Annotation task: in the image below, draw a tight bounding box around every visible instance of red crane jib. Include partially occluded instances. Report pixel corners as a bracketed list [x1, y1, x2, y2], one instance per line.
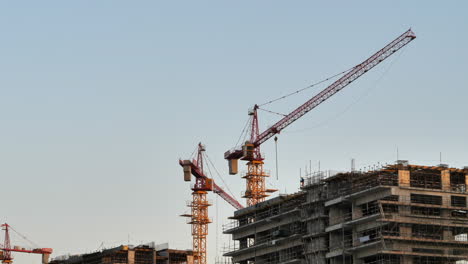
[1, 248, 53, 254]
[225, 29, 416, 160]
[179, 160, 244, 210]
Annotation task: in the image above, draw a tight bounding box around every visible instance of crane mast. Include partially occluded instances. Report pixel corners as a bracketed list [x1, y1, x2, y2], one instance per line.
[180, 143, 243, 264]
[180, 143, 211, 264]
[1, 224, 12, 263]
[0, 223, 53, 264]
[225, 29, 416, 206]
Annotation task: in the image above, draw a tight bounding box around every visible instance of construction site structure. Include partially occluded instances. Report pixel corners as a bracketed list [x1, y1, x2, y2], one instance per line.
[180, 143, 243, 264]
[50, 243, 193, 264]
[224, 29, 416, 207]
[181, 143, 212, 264]
[223, 162, 468, 264]
[0, 223, 53, 264]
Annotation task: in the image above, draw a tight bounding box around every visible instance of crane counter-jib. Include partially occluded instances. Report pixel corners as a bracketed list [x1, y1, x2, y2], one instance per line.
[179, 158, 243, 210]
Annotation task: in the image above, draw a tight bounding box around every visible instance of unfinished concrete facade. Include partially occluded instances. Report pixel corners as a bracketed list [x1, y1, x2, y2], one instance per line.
[50, 244, 193, 264]
[224, 162, 468, 264]
[223, 193, 306, 264]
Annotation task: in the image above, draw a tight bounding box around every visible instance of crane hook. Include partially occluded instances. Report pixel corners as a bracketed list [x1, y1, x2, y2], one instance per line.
[274, 136, 278, 180]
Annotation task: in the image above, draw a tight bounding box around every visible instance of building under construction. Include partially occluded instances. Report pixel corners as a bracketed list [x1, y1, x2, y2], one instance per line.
[223, 161, 468, 264]
[49, 243, 193, 264]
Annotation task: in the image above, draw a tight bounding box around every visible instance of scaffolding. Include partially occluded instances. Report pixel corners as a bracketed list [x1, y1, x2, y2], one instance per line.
[224, 162, 468, 264]
[183, 192, 212, 264]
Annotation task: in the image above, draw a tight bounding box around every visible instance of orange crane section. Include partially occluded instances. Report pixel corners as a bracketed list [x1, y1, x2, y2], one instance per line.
[0, 223, 53, 264]
[225, 29, 416, 206]
[180, 143, 243, 264]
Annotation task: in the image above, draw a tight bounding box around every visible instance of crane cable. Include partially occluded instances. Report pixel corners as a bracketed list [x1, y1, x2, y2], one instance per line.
[240, 67, 354, 144]
[189, 144, 199, 161]
[274, 136, 279, 180]
[204, 153, 240, 203]
[258, 67, 354, 107]
[258, 108, 287, 117]
[284, 44, 408, 134]
[9, 226, 40, 249]
[234, 116, 252, 148]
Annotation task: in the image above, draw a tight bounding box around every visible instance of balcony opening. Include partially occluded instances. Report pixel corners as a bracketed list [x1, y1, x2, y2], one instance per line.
[410, 170, 441, 189]
[451, 196, 467, 207]
[360, 200, 379, 216]
[412, 224, 443, 240]
[410, 194, 442, 205]
[450, 173, 466, 192]
[411, 206, 441, 216]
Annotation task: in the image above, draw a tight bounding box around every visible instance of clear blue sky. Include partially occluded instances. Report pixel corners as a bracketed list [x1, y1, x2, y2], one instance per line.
[1, 1, 467, 263]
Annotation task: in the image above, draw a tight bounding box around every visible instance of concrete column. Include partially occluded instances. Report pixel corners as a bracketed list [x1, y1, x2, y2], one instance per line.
[402, 255, 413, 264]
[399, 225, 411, 238]
[352, 227, 358, 247]
[441, 208, 451, 217]
[352, 203, 363, 220]
[42, 254, 50, 264]
[353, 255, 364, 264]
[128, 249, 135, 264]
[398, 170, 410, 187]
[399, 204, 411, 216]
[442, 194, 451, 207]
[329, 207, 341, 225]
[441, 169, 451, 191]
[443, 228, 454, 241]
[187, 255, 194, 264]
[279, 250, 286, 262]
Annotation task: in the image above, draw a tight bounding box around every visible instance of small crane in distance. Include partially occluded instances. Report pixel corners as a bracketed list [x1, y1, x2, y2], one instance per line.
[0, 223, 53, 264]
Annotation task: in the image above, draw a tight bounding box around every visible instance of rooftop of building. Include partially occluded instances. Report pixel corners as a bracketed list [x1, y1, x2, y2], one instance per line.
[50, 242, 193, 263]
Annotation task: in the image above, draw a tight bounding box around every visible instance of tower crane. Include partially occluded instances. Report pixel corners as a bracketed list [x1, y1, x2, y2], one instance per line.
[180, 143, 243, 264]
[0, 223, 53, 264]
[225, 29, 416, 206]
